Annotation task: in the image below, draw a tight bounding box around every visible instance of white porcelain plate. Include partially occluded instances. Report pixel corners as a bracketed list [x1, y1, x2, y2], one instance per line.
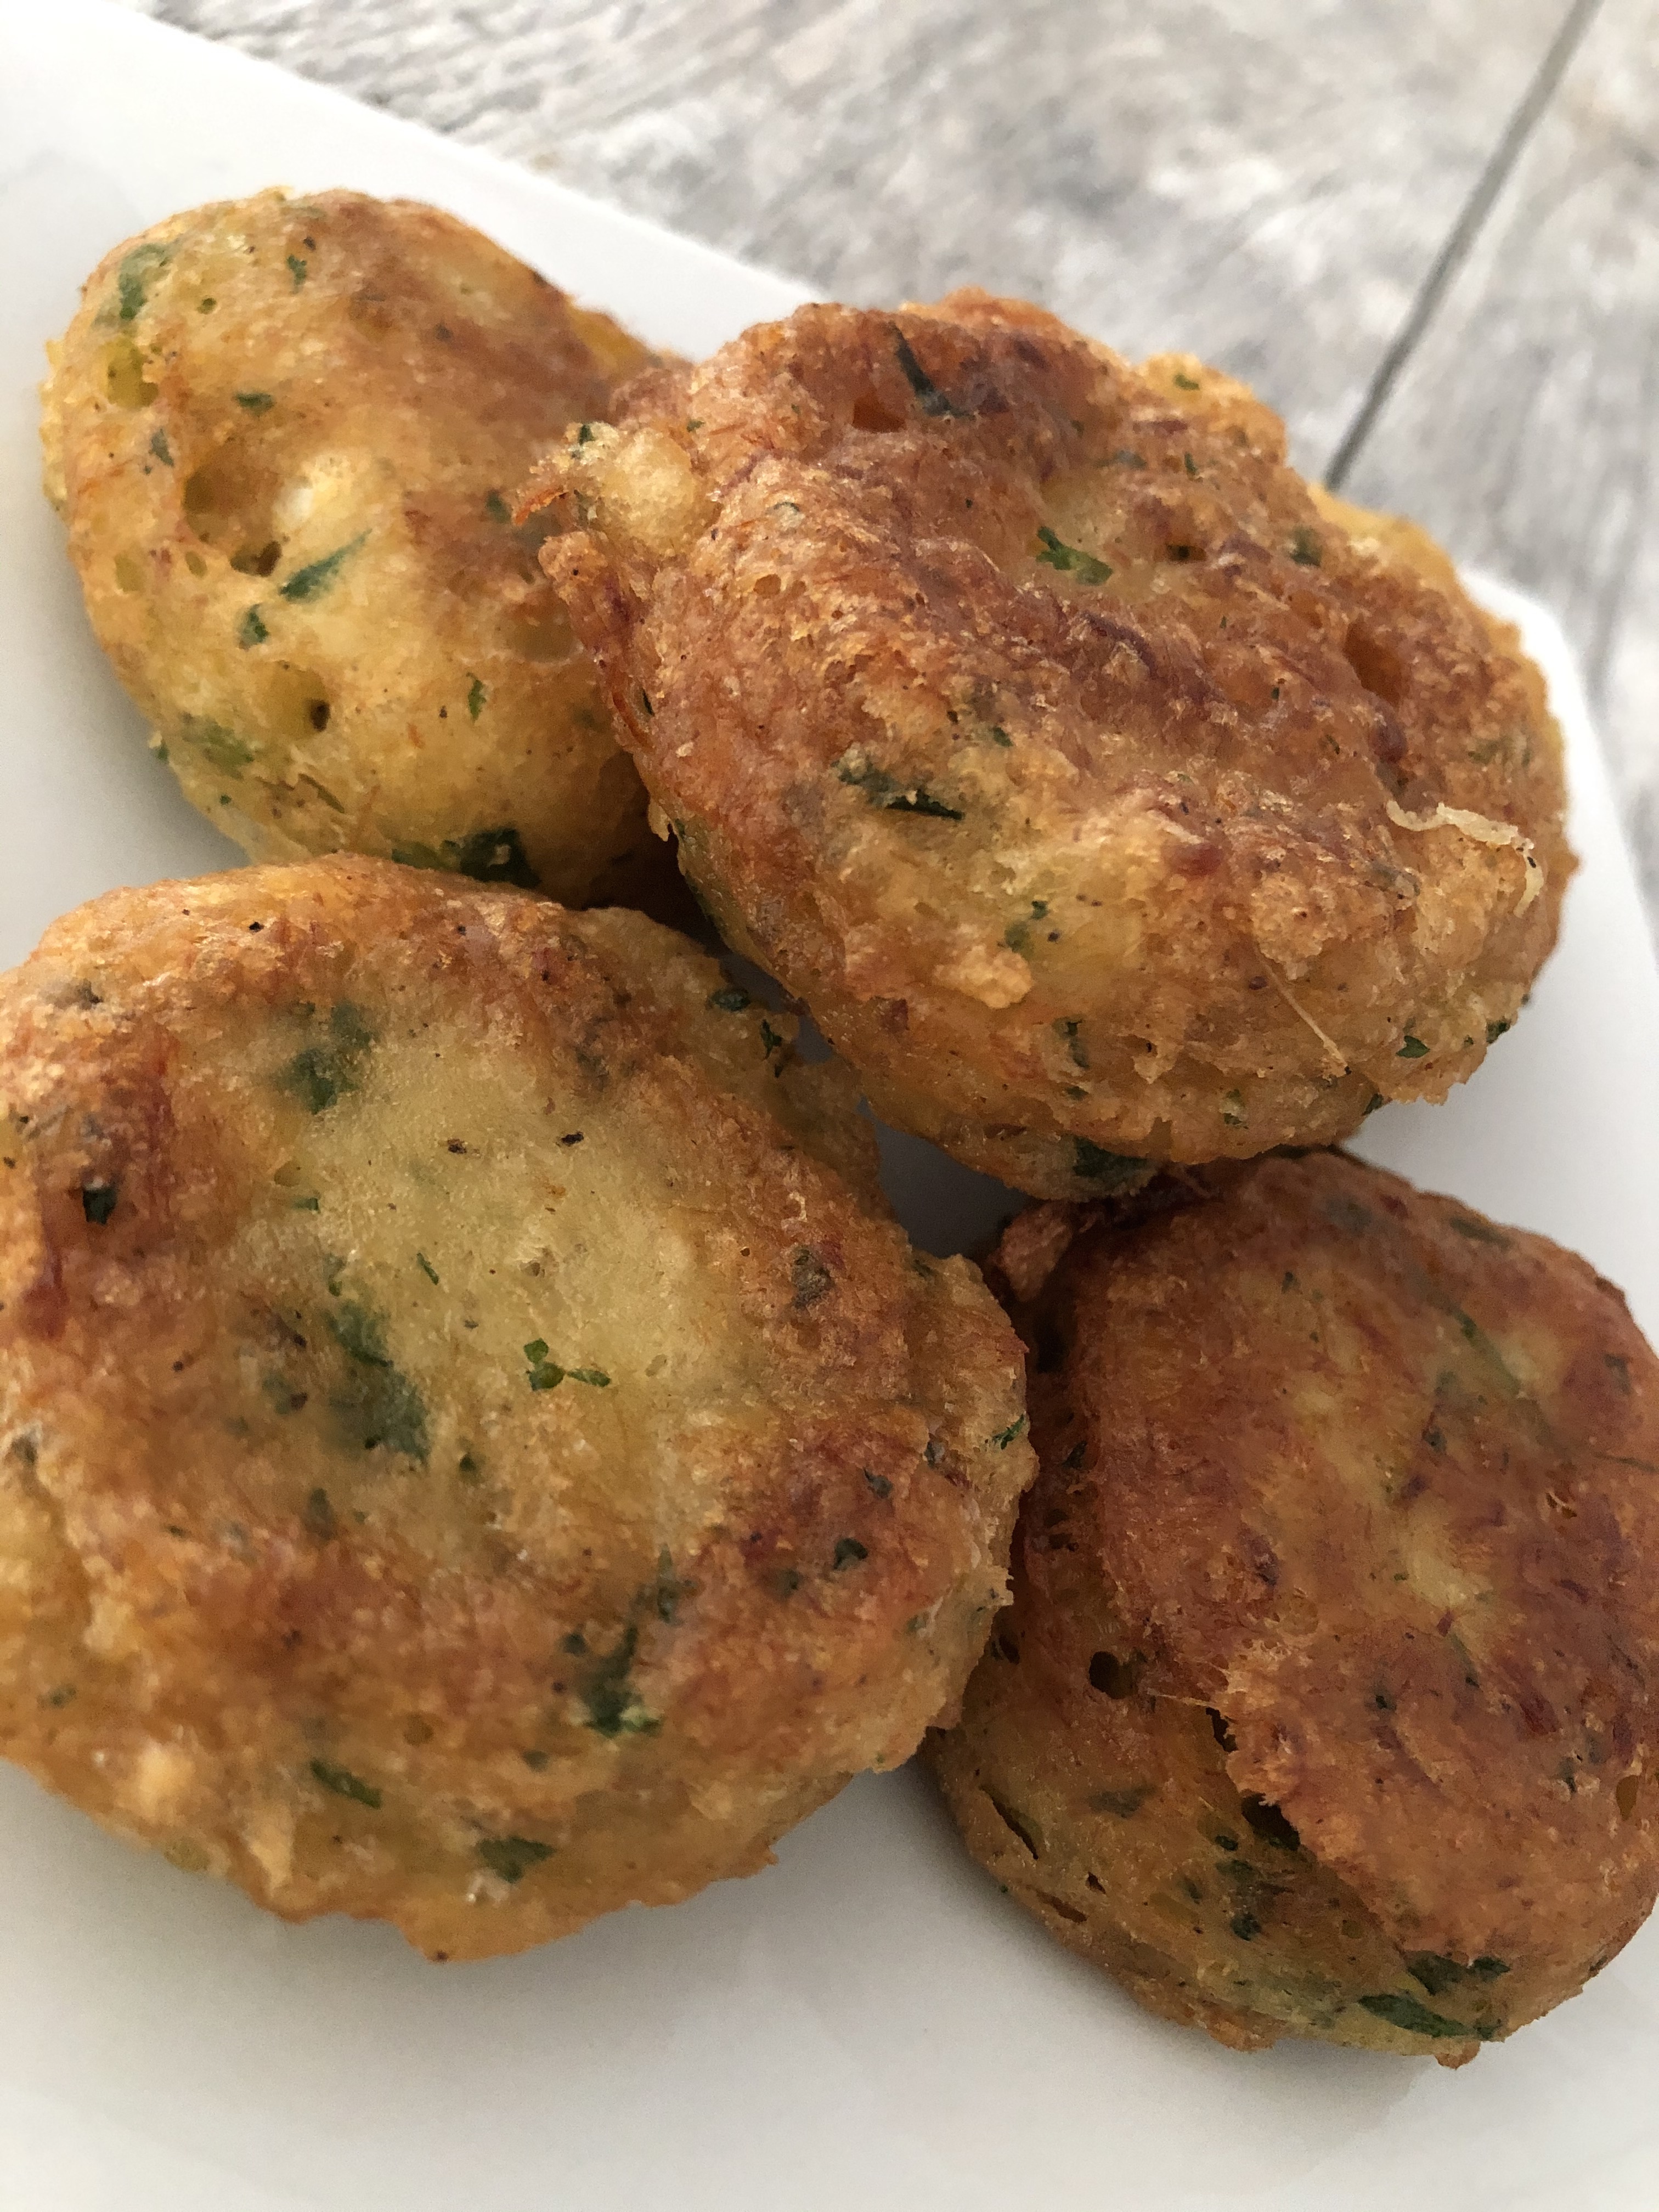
[2, 5, 1657, 2207]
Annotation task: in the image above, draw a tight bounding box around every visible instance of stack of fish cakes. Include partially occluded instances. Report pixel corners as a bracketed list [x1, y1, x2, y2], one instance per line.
[8, 191, 1656, 2053]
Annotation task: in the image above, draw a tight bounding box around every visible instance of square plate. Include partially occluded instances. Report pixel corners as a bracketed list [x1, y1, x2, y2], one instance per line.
[3, 5, 1657, 2206]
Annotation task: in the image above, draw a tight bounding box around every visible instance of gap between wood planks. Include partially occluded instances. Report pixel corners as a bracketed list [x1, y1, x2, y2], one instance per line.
[1324, 0, 1605, 490]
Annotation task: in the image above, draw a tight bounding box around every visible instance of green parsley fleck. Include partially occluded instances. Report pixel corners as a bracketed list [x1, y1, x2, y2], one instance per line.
[466, 675, 486, 721]
[1173, 372, 1200, 391]
[278, 1001, 374, 1114]
[864, 1469, 893, 1498]
[311, 1759, 381, 1809]
[326, 1300, 429, 1459]
[234, 391, 275, 413]
[237, 605, 268, 648]
[1486, 1017, 1513, 1044]
[484, 489, 511, 523]
[524, 1340, 564, 1392]
[1071, 1138, 1147, 1189]
[1054, 1016, 1089, 1070]
[991, 1414, 1028, 1449]
[707, 984, 752, 1013]
[653, 1548, 698, 1624]
[478, 1835, 552, 1883]
[81, 1182, 119, 1226]
[279, 532, 368, 602]
[576, 422, 594, 444]
[988, 724, 1012, 747]
[391, 826, 538, 889]
[891, 327, 965, 417]
[1357, 1991, 1472, 2040]
[199, 296, 216, 313]
[583, 1622, 657, 1737]
[1111, 448, 1146, 467]
[759, 1018, 786, 1059]
[835, 752, 963, 819]
[114, 242, 170, 323]
[286, 254, 308, 288]
[832, 1536, 869, 1569]
[1397, 1035, 1430, 1059]
[1289, 526, 1323, 567]
[291, 1193, 320, 1211]
[416, 1251, 440, 1285]
[1035, 525, 1113, 585]
[1183, 452, 1199, 476]
[149, 428, 173, 466]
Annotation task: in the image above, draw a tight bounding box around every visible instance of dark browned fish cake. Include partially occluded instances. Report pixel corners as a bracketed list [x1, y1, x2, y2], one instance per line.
[0, 856, 1032, 1959]
[523, 291, 1571, 1197]
[41, 189, 669, 906]
[928, 1151, 1659, 2061]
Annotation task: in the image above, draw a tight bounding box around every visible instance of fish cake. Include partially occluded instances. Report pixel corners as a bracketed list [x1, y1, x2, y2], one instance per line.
[0, 856, 1032, 1959]
[928, 1152, 1659, 2061]
[524, 292, 1571, 1195]
[41, 189, 666, 905]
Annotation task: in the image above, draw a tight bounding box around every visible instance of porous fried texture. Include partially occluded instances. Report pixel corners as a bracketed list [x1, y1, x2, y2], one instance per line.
[41, 189, 667, 906]
[524, 292, 1571, 1196]
[0, 857, 1031, 1959]
[929, 1152, 1659, 2061]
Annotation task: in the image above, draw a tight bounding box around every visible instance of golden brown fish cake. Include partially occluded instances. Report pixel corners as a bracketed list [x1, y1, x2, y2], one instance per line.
[524, 292, 1571, 1196]
[41, 189, 668, 906]
[929, 1152, 1659, 2061]
[0, 856, 1032, 1959]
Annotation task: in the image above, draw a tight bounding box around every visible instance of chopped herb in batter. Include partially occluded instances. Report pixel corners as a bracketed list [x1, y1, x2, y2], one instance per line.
[278, 1002, 374, 1115]
[237, 606, 268, 648]
[1397, 1035, 1429, 1059]
[891, 327, 966, 416]
[81, 1182, 118, 1225]
[1035, 526, 1113, 585]
[478, 1835, 552, 1882]
[833, 1536, 869, 1569]
[149, 428, 173, 466]
[391, 826, 539, 889]
[583, 1622, 657, 1737]
[235, 391, 275, 413]
[311, 1759, 381, 1808]
[991, 1415, 1028, 1449]
[286, 253, 308, 287]
[707, 984, 752, 1013]
[114, 242, 170, 323]
[1289, 526, 1323, 567]
[835, 751, 963, 820]
[416, 1251, 439, 1285]
[1358, 1991, 1472, 2039]
[280, 532, 368, 602]
[1071, 1139, 1146, 1189]
[466, 675, 486, 720]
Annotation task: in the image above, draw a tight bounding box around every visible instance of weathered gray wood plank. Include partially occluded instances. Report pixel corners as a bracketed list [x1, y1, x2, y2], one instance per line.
[1338, 0, 1659, 915]
[150, 0, 1571, 469]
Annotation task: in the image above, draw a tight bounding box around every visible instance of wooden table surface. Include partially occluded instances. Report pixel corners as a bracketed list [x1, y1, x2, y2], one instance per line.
[142, 0, 1658, 929]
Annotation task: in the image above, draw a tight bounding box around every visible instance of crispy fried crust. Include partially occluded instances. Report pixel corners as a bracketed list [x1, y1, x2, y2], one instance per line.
[41, 189, 669, 906]
[0, 856, 1032, 1958]
[929, 1153, 1659, 2060]
[524, 292, 1572, 1194]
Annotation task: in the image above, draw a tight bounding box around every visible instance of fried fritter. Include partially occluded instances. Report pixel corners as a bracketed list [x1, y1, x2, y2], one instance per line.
[929, 1152, 1659, 2061]
[41, 189, 666, 906]
[524, 292, 1571, 1196]
[0, 856, 1032, 1960]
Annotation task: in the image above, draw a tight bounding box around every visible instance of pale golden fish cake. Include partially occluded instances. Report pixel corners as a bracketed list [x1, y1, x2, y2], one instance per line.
[523, 292, 1571, 1196]
[929, 1152, 1659, 2061]
[41, 189, 669, 906]
[0, 856, 1033, 1959]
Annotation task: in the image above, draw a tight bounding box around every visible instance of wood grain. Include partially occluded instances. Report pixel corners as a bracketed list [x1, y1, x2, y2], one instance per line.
[146, 0, 1655, 918]
[152, 0, 1568, 466]
[1339, 0, 1659, 912]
